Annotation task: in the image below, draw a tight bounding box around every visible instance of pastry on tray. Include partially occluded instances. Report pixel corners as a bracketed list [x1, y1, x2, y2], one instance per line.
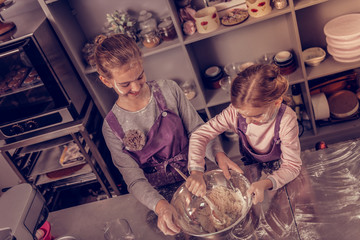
[59, 142, 86, 167]
[23, 75, 36, 84]
[28, 69, 38, 78]
[0, 79, 9, 93]
[221, 9, 249, 26]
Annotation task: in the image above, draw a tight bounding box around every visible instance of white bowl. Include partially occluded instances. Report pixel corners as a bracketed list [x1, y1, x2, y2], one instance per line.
[326, 36, 360, 50]
[333, 55, 360, 63]
[274, 51, 292, 63]
[324, 13, 360, 41]
[303, 47, 326, 67]
[327, 45, 360, 59]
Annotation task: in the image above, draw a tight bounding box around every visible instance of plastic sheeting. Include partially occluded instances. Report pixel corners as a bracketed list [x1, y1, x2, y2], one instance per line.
[288, 140, 360, 240]
[175, 140, 360, 239]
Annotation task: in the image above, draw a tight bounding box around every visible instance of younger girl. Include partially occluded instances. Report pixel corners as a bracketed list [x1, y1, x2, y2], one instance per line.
[186, 64, 302, 205]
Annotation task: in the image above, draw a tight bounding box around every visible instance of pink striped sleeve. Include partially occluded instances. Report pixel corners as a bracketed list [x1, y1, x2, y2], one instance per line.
[188, 104, 238, 172]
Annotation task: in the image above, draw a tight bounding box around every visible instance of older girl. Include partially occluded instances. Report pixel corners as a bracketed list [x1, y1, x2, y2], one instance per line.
[93, 34, 231, 235]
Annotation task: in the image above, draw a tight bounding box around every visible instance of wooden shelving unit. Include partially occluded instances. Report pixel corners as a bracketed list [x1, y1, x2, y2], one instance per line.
[37, 0, 360, 156]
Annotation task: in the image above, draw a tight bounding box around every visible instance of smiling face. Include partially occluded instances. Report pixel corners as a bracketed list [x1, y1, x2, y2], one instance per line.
[99, 60, 147, 100]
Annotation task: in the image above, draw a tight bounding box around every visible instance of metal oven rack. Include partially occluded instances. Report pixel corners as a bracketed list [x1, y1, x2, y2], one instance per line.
[0, 101, 120, 208]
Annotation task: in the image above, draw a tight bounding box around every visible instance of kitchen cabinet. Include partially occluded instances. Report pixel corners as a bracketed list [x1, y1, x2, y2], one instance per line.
[37, 0, 360, 155]
[0, 101, 121, 210]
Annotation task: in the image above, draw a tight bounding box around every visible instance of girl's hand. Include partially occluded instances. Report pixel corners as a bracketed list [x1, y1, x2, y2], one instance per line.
[216, 152, 244, 179]
[155, 199, 180, 235]
[246, 179, 273, 205]
[185, 170, 206, 197]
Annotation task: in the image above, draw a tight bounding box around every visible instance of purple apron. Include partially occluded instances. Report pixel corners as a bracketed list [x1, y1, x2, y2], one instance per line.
[105, 81, 189, 187]
[237, 104, 286, 173]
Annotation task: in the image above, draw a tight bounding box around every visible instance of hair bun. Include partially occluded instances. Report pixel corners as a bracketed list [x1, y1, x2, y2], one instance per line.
[94, 34, 107, 45]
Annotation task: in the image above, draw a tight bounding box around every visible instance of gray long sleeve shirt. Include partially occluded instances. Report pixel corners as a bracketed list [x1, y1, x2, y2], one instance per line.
[102, 79, 223, 211]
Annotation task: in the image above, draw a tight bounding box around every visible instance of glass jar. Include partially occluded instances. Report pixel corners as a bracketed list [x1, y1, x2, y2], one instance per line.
[180, 81, 197, 100]
[140, 29, 160, 48]
[158, 18, 177, 41]
[138, 10, 157, 32]
[204, 66, 224, 89]
[273, 0, 288, 10]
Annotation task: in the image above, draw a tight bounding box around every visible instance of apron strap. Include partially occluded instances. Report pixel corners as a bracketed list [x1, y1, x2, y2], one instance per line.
[148, 80, 168, 112]
[105, 111, 125, 139]
[273, 103, 286, 142]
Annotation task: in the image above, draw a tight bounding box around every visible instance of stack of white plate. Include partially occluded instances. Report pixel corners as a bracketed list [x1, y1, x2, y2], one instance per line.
[324, 13, 360, 63]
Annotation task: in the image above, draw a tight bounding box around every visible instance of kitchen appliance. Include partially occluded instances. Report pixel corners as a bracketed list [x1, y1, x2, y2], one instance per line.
[0, 10, 89, 140]
[0, 183, 48, 240]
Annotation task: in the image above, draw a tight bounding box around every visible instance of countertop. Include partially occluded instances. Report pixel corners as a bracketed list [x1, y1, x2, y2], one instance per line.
[47, 193, 174, 240]
[47, 164, 298, 240]
[48, 139, 360, 239]
[47, 181, 298, 240]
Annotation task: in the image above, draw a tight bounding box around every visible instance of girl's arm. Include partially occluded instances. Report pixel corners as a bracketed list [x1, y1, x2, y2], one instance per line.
[102, 123, 164, 212]
[188, 104, 239, 172]
[185, 105, 242, 197]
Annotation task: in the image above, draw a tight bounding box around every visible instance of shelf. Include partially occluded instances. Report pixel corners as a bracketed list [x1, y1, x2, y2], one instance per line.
[37, 0, 360, 159]
[29, 143, 86, 178]
[294, 0, 328, 11]
[183, 7, 292, 45]
[306, 56, 360, 81]
[0, 80, 43, 98]
[83, 38, 182, 74]
[205, 88, 230, 108]
[35, 164, 93, 186]
[300, 118, 360, 149]
[141, 38, 182, 58]
[204, 67, 305, 108]
[316, 118, 360, 136]
[47, 172, 97, 189]
[286, 68, 306, 85]
[44, 0, 59, 4]
[18, 135, 73, 155]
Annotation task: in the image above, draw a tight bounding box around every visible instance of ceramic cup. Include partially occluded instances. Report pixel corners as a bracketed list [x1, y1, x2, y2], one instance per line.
[246, 0, 272, 18]
[194, 7, 220, 34]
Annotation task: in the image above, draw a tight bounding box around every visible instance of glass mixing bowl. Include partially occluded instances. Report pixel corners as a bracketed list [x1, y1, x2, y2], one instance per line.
[170, 169, 252, 239]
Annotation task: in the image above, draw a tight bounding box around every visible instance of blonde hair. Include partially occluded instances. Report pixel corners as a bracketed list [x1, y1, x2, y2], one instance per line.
[231, 64, 290, 108]
[94, 34, 142, 79]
